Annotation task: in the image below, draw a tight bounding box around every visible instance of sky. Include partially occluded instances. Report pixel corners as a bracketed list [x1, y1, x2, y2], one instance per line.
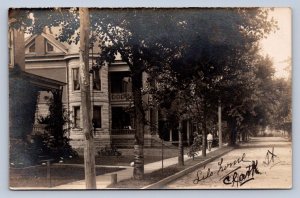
[260, 8, 292, 79]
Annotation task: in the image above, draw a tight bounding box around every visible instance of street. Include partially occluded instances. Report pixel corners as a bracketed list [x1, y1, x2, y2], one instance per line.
[166, 137, 292, 189]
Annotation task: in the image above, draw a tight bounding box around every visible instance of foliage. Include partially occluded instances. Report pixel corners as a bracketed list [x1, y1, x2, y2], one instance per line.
[10, 139, 37, 167]
[187, 132, 202, 158]
[37, 91, 78, 160]
[97, 145, 122, 156]
[270, 78, 292, 134]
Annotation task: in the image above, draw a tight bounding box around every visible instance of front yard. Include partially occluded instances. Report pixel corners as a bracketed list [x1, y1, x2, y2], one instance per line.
[10, 165, 124, 188]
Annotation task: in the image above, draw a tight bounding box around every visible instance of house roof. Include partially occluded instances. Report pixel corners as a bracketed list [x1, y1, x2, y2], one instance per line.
[9, 67, 66, 91]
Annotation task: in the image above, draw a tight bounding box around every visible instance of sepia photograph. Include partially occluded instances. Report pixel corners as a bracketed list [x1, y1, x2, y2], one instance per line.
[8, 7, 292, 190]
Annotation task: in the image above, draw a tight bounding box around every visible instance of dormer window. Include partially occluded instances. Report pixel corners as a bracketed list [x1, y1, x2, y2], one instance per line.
[29, 43, 35, 53]
[46, 42, 54, 52]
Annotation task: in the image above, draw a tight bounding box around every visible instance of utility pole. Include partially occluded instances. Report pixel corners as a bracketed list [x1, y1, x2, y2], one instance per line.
[79, 7, 96, 189]
[218, 100, 222, 148]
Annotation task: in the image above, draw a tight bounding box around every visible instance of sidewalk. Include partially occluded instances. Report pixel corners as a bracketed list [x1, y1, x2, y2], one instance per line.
[53, 145, 228, 189]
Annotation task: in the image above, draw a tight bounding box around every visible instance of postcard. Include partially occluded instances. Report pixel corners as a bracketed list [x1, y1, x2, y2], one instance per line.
[8, 7, 292, 190]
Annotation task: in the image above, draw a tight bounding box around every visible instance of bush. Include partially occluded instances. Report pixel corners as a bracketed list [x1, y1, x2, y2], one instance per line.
[98, 145, 122, 156]
[30, 133, 78, 162]
[187, 132, 202, 158]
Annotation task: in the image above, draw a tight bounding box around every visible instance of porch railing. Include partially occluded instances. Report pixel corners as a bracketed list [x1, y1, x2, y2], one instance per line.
[110, 92, 132, 101]
[111, 129, 136, 135]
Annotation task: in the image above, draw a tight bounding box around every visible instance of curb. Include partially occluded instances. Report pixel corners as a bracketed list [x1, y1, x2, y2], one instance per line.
[141, 146, 234, 189]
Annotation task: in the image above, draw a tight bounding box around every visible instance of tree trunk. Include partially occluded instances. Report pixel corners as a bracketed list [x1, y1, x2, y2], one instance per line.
[242, 131, 246, 142]
[79, 8, 96, 189]
[228, 120, 237, 146]
[218, 103, 222, 148]
[178, 121, 184, 166]
[202, 104, 207, 157]
[132, 71, 145, 180]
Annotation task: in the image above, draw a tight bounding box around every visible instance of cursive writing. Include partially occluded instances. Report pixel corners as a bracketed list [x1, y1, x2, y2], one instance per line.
[193, 153, 251, 184]
[193, 166, 214, 184]
[220, 160, 261, 187]
[263, 147, 282, 169]
[217, 153, 251, 175]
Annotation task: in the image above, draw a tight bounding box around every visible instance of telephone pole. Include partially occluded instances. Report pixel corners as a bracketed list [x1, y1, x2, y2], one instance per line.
[79, 7, 96, 189]
[218, 100, 222, 148]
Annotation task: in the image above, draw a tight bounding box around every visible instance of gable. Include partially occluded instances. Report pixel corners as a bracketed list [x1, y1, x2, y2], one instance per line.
[25, 33, 68, 55]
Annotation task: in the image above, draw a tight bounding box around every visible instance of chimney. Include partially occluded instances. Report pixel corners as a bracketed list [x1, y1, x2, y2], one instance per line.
[12, 29, 25, 71]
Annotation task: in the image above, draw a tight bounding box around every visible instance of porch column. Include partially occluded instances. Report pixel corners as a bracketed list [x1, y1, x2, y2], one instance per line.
[169, 129, 173, 142]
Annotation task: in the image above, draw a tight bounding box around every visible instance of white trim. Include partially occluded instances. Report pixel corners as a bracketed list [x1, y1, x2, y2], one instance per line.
[25, 54, 66, 61]
[26, 65, 66, 69]
[41, 33, 68, 53]
[24, 35, 37, 46]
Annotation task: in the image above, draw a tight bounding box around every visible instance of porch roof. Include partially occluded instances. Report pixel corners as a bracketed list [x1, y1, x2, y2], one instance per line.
[9, 67, 65, 91]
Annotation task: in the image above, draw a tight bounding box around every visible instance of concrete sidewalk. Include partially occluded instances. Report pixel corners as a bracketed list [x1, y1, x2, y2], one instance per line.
[53, 146, 222, 189]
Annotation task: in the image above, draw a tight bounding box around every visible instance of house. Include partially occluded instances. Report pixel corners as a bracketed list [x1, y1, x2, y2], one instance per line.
[23, 31, 158, 150]
[9, 28, 66, 163]
[22, 30, 194, 151]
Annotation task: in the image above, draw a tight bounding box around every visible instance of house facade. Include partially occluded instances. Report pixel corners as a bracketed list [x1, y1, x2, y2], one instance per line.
[24, 31, 167, 150]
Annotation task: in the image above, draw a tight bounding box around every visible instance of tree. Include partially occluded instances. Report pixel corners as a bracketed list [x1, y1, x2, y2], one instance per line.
[36, 90, 76, 159]
[91, 9, 193, 178]
[150, 8, 278, 150]
[147, 66, 190, 166]
[271, 78, 292, 136]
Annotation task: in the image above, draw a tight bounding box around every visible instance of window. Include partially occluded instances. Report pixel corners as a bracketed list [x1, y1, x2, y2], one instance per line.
[72, 68, 80, 90]
[92, 68, 101, 90]
[93, 106, 102, 128]
[46, 42, 54, 52]
[29, 43, 35, 53]
[74, 106, 81, 128]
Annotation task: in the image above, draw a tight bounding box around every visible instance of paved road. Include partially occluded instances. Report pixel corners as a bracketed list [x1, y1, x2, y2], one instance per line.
[166, 137, 292, 189]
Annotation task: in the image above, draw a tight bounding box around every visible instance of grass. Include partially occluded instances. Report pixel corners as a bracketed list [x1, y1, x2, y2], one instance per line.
[10, 165, 124, 188]
[9, 149, 179, 188]
[10, 146, 229, 189]
[62, 149, 180, 166]
[108, 147, 232, 189]
[62, 155, 167, 166]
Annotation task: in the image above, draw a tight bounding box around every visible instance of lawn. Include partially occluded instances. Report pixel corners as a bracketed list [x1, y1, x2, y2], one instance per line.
[10, 165, 124, 188]
[62, 155, 169, 166]
[62, 148, 181, 166]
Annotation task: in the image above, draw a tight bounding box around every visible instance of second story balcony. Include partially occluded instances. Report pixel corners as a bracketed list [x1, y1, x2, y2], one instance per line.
[110, 71, 132, 103]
